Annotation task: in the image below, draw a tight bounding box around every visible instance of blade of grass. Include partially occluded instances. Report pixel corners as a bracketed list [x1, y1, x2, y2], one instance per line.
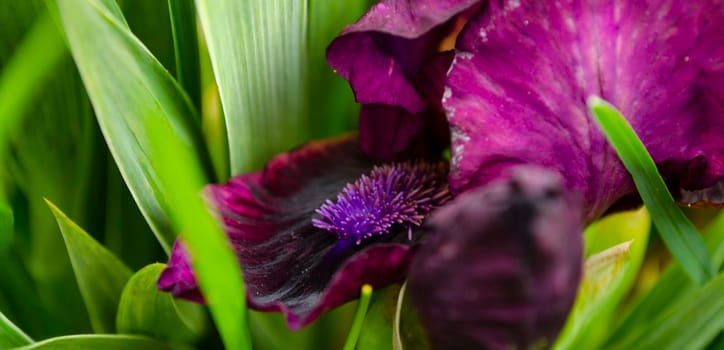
[0, 11, 66, 158]
[343, 285, 374, 350]
[0, 310, 33, 348]
[168, 0, 200, 109]
[45, 199, 133, 333]
[146, 117, 250, 350]
[606, 212, 724, 344]
[306, 0, 368, 138]
[606, 272, 724, 350]
[587, 96, 715, 284]
[54, 0, 213, 252]
[195, 0, 309, 173]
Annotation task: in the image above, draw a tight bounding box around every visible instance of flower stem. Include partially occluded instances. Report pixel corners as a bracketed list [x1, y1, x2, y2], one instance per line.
[343, 284, 373, 350]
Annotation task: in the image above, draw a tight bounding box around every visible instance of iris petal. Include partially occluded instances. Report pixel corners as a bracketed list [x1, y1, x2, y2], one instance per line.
[159, 135, 448, 329]
[327, 0, 479, 159]
[445, 0, 723, 219]
[408, 166, 583, 349]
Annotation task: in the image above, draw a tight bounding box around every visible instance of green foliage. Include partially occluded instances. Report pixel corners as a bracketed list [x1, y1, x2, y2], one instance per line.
[358, 285, 401, 350]
[588, 97, 715, 284]
[195, 0, 368, 173]
[115, 263, 205, 343]
[0, 310, 33, 348]
[15, 334, 188, 350]
[167, 0, 201, 109]
[53, 0, 212, 252]
[607, 212, 724, 344]
[0, 11, 65, 159]
[195, 0, 309, 173]
[606, 273, 724, 350]
[146, 118, 250, 350]
[555, 208, 651, 349]
[46, 200, 132, 334]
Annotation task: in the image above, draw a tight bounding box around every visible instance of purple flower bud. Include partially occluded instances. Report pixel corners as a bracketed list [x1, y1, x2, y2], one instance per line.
[408, 166, 583, 349]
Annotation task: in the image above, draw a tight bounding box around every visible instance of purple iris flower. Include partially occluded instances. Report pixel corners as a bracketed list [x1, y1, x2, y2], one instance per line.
[159, 0, 722, 344]
[158, 136, 451, 329]
[327, 0, 722, 347]
[328, 0, 723, 218]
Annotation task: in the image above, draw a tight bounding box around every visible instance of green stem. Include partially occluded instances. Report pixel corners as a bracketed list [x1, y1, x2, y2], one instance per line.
[343, 285, 373, 350]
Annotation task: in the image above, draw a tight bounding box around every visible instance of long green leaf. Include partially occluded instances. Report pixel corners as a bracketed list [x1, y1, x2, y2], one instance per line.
[0, 310, 33, 348]
[587, 96, 714, 284]
[15, 334, 186, 350]
[607, 212, 724, 343]
[0, 11, 66, 158]
[306, 0, 368, 138]
[147, 118, 250, 350]
[555, 208, 651, 349]
[54, 0, 212, 252]
[167, 0, 200, 109]
[46, 200, 132, 333]
[607, 272, 724, 350]
[0, 199, 12, 254]
[195, 0, 309, 173]
[116, 263, 205, 342]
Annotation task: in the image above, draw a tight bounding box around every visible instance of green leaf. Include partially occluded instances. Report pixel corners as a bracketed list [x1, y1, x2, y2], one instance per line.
[54, 0, 212, 252]
[195, 0, 309, 173]
[168, 0, 200, 109]
[343, 285, 374, 350]
[146, 119, 250, 350]
[0, 11, 66, 158]
[555, 207, 651, 350]
[45, 199, 132, 333]
[0, 199, 12, 254]
[358, 285, 401, 350]
[606, 272, 724, 350]
[0, 309, 33, 348]
[587, 96, 715, 284]
[306, 0, 368, 138]
[15, 334, 187, 350]
[116, 263, 205, 342]
[607, 212, 724, 343]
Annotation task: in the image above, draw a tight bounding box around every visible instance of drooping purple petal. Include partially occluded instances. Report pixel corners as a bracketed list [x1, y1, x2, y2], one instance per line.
[159, 135, 451, 329]
[445, 0, 724, 220]
[158, 241, 202, 303]
[327, 0, 479, 160]
[408, 166, 583, 349]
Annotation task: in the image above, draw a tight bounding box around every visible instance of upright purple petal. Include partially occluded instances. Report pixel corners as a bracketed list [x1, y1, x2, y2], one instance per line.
[408, 166, 583, 349]
[159, 135, 451, 329]
[328, 0, 480, 160]
[445, 0, 724, 220]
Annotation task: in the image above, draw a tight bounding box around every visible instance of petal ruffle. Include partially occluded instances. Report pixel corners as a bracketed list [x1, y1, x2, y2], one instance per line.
[408, 166, 583, 349]
[159, 135, 433, 329]
[445, 1, 724, 220]
[327, 0, 479, 160]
